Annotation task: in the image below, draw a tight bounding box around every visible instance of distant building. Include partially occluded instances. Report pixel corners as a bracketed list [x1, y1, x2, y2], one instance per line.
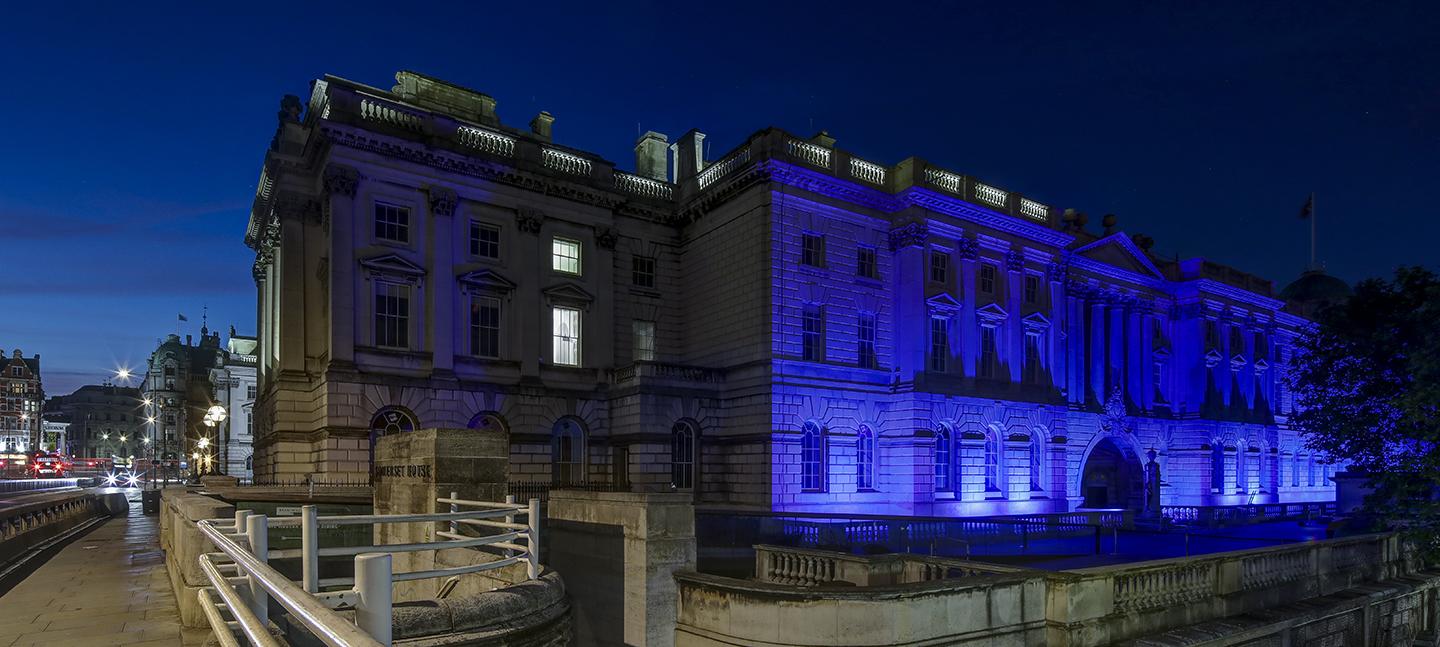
[41, 417, 70, 454]
[246, 71, 1341, 513]
[139, 326, 256, 477]
[0, 349, 43, 453]
[47, 384, 143, 459]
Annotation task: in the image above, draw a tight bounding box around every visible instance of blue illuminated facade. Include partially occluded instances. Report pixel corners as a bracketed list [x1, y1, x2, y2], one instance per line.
[248, 72, 1338, 515]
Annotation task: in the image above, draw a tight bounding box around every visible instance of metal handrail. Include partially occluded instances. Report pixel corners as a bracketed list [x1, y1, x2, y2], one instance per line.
[195, 496, 541, 647]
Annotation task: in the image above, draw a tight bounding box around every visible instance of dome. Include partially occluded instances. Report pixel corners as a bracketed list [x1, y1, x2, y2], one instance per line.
[1280, 270, 1352, 303]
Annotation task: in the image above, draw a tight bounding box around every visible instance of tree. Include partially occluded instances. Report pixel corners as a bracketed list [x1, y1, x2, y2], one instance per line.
[1290, 266, 1440, 554]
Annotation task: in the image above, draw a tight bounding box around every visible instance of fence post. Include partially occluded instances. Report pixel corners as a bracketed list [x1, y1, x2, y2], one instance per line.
[245, 514, 269, 626]
[526, 498, 541, 580]
[503, 494, 516, 558]
[301, 504, 319, 593]
[354, 553, 393, 646]
[449, 490, 459, 537]
[233, 509, 250, 535]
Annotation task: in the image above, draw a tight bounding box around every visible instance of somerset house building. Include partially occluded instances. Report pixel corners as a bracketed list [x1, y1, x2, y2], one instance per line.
[246, 71, 1339, 515]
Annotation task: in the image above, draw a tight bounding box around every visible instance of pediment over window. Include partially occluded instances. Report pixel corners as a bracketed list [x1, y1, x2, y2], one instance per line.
[1073, 234, 1164, 280]
[976, 302, 1008, 327]
[1153, 346, 1172, 361]
[1204, 349, 1224, 368]
[359, 254, 427, 279]
[457, 268, 517, 293]
[543, 282, 594, 307]
[1254, 358, 1269, 372]
[1021, 312, 1050, 332]
[1230, 355, 1248, 371]
[926, 292, 964, 315]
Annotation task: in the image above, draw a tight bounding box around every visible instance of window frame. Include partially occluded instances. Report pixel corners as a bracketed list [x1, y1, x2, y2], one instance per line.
[469, 220, 501, 259]
[551, 306, 582, 366]
[801, 233, 825, 268]
[857, 313, 878, 369]
[469, 295, 502, 359]
[551, 237, 582, 275]
[979, 263, 997, 293]
[631, 255, 656, 289]
[633, 319, 656, 362]
[934, 424, 952, 491]
[801, 305, 825, 362]
[929, 316, 949, 373]
[856, 246, 878, 280]
[374, 281, 411, 349]
[856, 426, 876, 491]
[800, 421, 826, 492]
[929, 250, 949, 283]
[374, 202, 411, 244]
[1023, 274, 1039, 304]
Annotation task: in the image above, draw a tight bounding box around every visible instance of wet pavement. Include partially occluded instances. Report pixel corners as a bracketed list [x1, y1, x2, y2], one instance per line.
[0, 489, 212, 646]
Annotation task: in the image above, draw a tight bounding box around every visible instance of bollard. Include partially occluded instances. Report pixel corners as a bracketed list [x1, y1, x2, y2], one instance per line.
[245, 514, 269, 626]
[301, 505, 319, 593]
[526, 498, 541, 580]
[354, 553, 393, 646]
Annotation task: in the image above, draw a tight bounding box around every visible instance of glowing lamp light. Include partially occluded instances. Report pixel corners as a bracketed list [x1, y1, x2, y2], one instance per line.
[206, 405, 227, 423]
[197, 437, 210, 449]
[115, 368, 132, 381]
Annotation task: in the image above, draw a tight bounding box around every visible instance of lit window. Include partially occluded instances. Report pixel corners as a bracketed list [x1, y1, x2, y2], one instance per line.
[552, 419, 585, 485]
[633, 320, 656, 361]
[929, 317, 949, 372]
[801, 234, 825, 267]
[246, 385, 257, 399]
[1291, 454, 1300, 487]
[1307, 457, 1316, 486]
[632, 255, 656, 288]
[858, 313, 878, 369]
[1023, 333, 1042, 383]
[1236, 447, 1248, 492]
[470, 296, 501, 358]
[980, 263, 997, 293]
[801, 421, 825, 491]
[1029, 434, 1044, 491]
[470, 222, 500, 259]
[856, 426, 875, 490]
[374, 203, 410, 243]
[552, 307, 581, 366]
[929, 251, 948, 283]
[552, 238, 581, 274]
[374, 282, 410, 348]
[979, 326, 997, 379]
[802, 305, 824, 362]
[856, 246, 878, 279]
[984, 431, 1000, 492]
[934, 424, 951, 491]
[671, 421, 696, 489]
[1024, 275, 1039, 304]
[1212, 444, 1226, 491]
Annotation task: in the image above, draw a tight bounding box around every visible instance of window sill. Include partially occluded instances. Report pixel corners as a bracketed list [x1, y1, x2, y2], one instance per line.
[629, 287, 661, 298]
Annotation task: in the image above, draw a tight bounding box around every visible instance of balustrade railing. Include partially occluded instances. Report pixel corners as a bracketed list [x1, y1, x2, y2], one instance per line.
[1019, 197, 1048, 222]
[849, 157, 886, 185]
[456, 125, 516, 157]
[542, 148, 592, 176]
[786, 139, 832, 168]
[974, 182, 1008, 207]
[608, 361, 725, 384]
[1161, 502, 1336, 526]
[924, 167, 964, 194]
[614, 172, 674, 200]
[359, 98, 424, 132]
[1113, 561, 1216, 612]
[697, 149, 752, 189]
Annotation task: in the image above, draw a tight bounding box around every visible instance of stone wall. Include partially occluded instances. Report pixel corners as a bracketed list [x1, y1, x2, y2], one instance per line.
[158, 488, 235, 628]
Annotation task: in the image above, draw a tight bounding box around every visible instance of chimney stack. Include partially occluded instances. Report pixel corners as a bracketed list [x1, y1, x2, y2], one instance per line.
[673, 129, 706, 181]
[529, 111, 554, 141]
[635, 131, 669, 181]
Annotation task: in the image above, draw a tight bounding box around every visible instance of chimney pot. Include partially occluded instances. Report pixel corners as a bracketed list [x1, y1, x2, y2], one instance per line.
[634, 131, 669, 181]
[530, 111, 555, 141]
[673, 129, 706, 181]
[810, 131, 836, 148]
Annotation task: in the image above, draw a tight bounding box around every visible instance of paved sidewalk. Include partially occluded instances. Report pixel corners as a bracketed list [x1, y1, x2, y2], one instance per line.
[0, 490, 213, 646]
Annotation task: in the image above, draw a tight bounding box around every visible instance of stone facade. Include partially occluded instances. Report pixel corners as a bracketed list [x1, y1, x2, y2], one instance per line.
[140, 328, 256, 477]
[46, 384, 142, 459]
[0, 349, 43, 453]
[245, 70, 1337, 513]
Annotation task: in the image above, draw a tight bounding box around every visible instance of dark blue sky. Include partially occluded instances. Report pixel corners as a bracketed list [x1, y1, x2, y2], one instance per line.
[3, 1, 1436, 395]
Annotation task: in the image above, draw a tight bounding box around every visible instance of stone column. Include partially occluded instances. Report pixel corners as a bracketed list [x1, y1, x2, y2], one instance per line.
[428, 187, 458, 375]
[323, 165, 359, 367]
[1005, 249, 1025, 382]
[1108, 299, 1125, 399]
[548, 491, 695, 647]
[888, 222, 929, 376]
[958, 237, 979, 377]
[1089, 300, 1107, 405]
[1125, 302, 1143, 405]
[517, 208, 544, 377]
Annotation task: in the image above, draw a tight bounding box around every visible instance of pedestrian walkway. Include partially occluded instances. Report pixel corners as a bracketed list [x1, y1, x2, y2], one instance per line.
[0, 490, 212, 646]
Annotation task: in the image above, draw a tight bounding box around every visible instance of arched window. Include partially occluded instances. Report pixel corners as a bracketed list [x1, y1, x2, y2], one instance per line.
[1029, 432, 1045, 491]
[552, 418, 586, 486]
[1290, 454, 1299, 487]
[244, 455, 253, 472]
[671, 420, 697, 489]
[371, 407, 417, 437]
[984, 428, 1001, 492]
[856, 426, 876, 491]
[1306, 456, 1316, 486]
[467, 411, 507, 434]
[934, 424, 952, 491]
[1235, 444, 1247, 493]
[1211, 443, 1225, 491]
[801, 421, 825, 492]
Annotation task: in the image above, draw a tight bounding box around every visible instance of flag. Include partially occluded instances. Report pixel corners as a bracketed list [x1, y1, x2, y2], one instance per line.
[178, 313, 188, 322]
[1298, 194, 1314, 219]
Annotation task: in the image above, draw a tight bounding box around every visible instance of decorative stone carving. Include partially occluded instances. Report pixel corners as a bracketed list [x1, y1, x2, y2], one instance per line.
[323, 164, 359, 197]
[516, 208, 544, 235]
[1047, 261, 1068, 283]
[887, 222, 929, 251]
[595, 227, 619, 250]
[1005, 249, 1025, 272]
[428, 186, 458, 217]
[279, 94, 303, 123]
[955, 236, 979, 260]
[1101, 387, 1130, 433]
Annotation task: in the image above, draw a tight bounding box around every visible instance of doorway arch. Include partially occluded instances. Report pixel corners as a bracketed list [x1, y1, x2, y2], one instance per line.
[1078, 435, 1144, 509]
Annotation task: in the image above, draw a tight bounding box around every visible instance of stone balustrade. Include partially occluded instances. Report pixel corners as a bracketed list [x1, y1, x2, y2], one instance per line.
[754, 544, 1022, 588]
[608, 361, 726, 386]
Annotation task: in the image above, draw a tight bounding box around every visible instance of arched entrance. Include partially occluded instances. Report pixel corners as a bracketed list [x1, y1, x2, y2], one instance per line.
[1079, 436, 1144, 509]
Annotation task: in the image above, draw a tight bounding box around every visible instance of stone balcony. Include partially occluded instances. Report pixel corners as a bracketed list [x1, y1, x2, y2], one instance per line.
[607, 361, 726, 389]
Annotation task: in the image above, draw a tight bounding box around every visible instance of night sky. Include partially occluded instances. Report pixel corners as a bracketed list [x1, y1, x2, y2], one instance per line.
[2, 1, 1436, 396]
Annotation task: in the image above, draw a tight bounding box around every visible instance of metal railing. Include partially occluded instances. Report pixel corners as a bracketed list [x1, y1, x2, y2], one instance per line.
[196, 494, 540, 646]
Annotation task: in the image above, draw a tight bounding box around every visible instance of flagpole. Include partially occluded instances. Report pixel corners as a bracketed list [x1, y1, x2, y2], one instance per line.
[1309, 192, 1316, 269]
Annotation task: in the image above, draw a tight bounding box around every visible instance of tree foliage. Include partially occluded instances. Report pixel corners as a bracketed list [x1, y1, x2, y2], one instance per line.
[1290, 266, 1440, 552]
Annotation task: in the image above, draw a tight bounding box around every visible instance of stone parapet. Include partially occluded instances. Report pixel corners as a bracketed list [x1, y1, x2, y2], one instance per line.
[158, 488, 235, 628]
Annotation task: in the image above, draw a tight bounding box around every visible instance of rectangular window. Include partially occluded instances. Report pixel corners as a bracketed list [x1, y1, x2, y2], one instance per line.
[1206, 320, 1219, 348]
[929, 251, 948, 283]
[980, 263, 997, 293]
[374, 282, 410, 348]
[632, 255, 656, 288]
[929, 317, 949, 372]
[552, 307, 581, 366]
[1255, 332, 1268, 358]
[801, 233, 825, 267]
[1154, 361, 1166, 402]
[633, 320, 656, 361]
[1230, 327, 1243, 353]
[856, 246, 878, 279]
[1024, 275, 1040, 304]
[1024, 333, 1042, 383]
[469, 221, 500, 259]
[979, 326, 997, 378]
[858, 313, 877, 369]
[246, 385, 256, 400]
[552, 238, 581, 274]
[801, 305, 824, 362]
[470, 296, 501, 358]
[374, 203, 410, 243]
